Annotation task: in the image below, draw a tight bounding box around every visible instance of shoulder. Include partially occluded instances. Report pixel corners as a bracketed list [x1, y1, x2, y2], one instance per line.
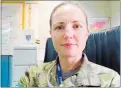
[26, 60, 56, 76]
[89, 61, 118, 75]
[88, 61, 119, 76]
[18, 60, 56, 87]
[88, 62, 120, 87]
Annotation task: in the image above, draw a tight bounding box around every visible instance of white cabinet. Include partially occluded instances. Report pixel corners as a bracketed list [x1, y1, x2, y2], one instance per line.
[14, 49, 37, 65]
[12, 45, 37, 87]
[13, 66, 29, 82]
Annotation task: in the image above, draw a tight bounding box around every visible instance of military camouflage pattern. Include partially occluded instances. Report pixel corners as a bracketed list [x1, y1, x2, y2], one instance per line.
[17, 54, 120, 87]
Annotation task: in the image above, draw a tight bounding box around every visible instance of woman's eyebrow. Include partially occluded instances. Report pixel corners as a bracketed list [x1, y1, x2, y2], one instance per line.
[72, 21, 86, 24]
[53, 21, 86, 27]
[53, 22, 64, 26]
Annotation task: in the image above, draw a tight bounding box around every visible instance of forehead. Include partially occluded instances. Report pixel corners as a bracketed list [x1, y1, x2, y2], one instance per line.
[52, 4, 87, 25]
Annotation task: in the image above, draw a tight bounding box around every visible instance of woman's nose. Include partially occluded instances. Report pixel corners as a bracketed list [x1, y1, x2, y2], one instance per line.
[64, 24, 74, 39]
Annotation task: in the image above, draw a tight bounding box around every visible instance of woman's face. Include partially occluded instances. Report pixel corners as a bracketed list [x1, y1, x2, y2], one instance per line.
[50, 4, 89, 58]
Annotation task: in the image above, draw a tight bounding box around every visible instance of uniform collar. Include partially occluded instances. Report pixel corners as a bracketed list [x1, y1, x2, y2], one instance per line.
[59, 54, 101, 87]
[48, 53, 91, 87]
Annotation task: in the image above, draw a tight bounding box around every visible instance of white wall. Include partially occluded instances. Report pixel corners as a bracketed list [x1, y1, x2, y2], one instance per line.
[70, 1, 120, 27]
[71, 1, 110, 17]
[1, 4, 23, 55]
[110, 1, 120, 27]
[78, 1, 120, 27]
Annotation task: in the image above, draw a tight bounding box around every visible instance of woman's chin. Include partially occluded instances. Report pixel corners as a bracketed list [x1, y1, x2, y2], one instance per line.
[62, 51, 77, 57]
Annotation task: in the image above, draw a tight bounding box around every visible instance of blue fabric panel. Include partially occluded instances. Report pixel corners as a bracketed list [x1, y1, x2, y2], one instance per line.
[94, 32, 102, 64]
[8, 56, 12, 87]
[85, 34, 96, 62]
[1, 55, 12, 87]
[1, 56, 9, 87]
[44, 38, 57, 62]
[114, 26, 120, 63]
[102, 31, 110, 67]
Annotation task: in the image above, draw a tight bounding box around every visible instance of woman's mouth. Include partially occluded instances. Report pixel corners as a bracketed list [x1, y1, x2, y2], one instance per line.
[61, 43, 76, 47]
[63, 43, 72, 46]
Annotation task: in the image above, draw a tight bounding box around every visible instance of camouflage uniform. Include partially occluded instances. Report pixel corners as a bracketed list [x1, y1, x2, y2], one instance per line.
[17, 54, 120, 87]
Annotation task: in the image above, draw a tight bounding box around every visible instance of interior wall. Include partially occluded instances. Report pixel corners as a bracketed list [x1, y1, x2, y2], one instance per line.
[110, 1, 120, 27]
[70, 1, 110, 17]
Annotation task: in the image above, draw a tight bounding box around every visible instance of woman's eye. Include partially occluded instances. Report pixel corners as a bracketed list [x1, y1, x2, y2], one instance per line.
[55, 25, 65, 30]
[73, 24, 82, 29]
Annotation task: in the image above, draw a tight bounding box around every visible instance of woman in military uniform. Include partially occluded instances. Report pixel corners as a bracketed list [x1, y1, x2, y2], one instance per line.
[17, 2, 120, 87]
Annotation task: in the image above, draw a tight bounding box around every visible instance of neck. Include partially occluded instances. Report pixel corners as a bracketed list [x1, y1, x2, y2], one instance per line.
[58, 52, 83, 72]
